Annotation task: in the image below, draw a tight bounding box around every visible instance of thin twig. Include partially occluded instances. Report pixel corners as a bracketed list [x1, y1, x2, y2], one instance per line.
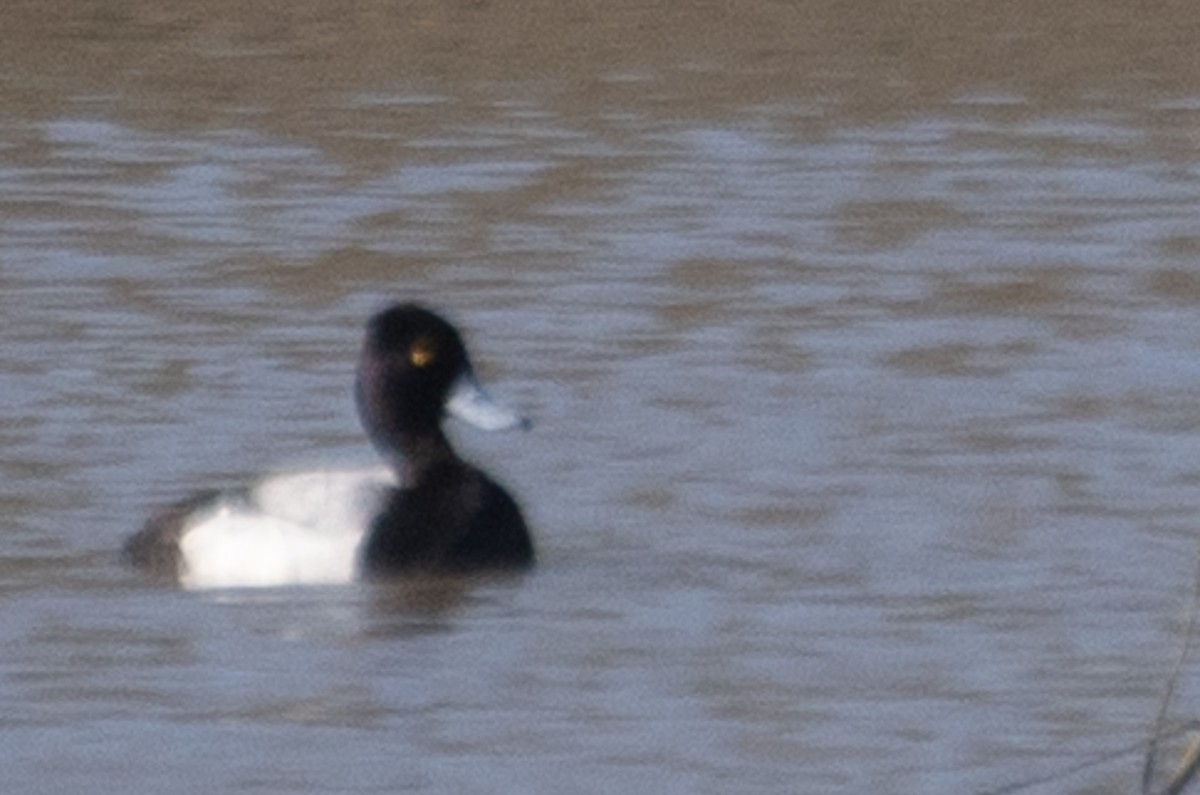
[982, 736, 1166, 795]
[1144, 543, 1200, 795]
[987, 542, 1200, 795]
[1162, 729, 1200, 795]
[983, 725, 1200, 795]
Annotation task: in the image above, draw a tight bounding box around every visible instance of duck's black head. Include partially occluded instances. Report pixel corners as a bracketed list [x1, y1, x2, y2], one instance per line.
[358, 303, 469, 432]
[356, 303, 528, 466]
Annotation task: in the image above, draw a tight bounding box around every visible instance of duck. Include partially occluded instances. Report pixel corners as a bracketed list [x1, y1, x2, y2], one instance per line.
[124, 302, 535, 589]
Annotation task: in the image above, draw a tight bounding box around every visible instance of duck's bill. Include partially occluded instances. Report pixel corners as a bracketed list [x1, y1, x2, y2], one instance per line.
[447, 372, 531, 432]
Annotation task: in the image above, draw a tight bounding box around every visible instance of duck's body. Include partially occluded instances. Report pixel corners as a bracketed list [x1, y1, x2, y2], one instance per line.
[125, 303, 535, 589]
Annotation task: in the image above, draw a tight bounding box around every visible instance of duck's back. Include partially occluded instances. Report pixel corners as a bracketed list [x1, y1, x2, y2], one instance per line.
[127, 466, 394, 589]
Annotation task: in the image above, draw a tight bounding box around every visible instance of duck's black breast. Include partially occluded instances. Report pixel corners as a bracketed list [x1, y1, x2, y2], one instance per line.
[360, 460, 534, 577]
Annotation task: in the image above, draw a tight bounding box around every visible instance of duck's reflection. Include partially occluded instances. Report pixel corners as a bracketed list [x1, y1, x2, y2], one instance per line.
[363, 572, 528, 639]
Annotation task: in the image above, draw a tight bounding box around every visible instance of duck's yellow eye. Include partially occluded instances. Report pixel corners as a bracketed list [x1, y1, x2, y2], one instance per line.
[409, 337, 436, 368]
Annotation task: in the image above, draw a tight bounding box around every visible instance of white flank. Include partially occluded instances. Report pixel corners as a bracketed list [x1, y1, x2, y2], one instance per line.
[177, 466, 396, 589]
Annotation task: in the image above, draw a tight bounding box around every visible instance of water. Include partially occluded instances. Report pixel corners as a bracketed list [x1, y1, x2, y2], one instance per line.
[5, 3, 1200, 793]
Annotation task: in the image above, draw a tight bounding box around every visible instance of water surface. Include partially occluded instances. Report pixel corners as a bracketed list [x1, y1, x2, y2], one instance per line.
[5, 3, 1200, 793]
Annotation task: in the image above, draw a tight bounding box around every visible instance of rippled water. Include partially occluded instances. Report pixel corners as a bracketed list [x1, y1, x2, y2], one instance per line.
[6, 4, 1200, 794]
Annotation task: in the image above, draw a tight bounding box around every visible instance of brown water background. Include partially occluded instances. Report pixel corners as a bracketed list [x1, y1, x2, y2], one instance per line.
[5, 2, 1200, 792]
